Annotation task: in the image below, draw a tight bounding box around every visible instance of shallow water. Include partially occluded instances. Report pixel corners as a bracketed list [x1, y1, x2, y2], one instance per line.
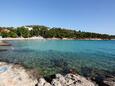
[0, 40, 115, 76]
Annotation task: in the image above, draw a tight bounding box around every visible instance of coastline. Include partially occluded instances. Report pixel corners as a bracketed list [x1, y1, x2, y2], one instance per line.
[0, 37, 45, 41]
[0, 37, 114, 41]
[0, 61, 96, 86]
[0, 61, 115, 86]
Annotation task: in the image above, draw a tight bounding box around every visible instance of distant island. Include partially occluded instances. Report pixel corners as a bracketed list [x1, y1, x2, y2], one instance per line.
[0, 25, 115, 40]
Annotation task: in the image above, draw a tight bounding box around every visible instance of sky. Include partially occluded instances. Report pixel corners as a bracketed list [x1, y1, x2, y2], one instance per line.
[0, 0, 115, 35]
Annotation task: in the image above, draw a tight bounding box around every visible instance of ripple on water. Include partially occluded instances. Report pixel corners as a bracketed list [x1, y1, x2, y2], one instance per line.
[0, 40, 115, 76]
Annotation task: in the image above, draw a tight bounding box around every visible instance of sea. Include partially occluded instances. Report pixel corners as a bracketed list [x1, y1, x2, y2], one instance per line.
[0, 40, 115, 76]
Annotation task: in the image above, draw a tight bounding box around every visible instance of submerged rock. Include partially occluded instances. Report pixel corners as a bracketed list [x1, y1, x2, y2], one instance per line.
[103, 77, 115, 86]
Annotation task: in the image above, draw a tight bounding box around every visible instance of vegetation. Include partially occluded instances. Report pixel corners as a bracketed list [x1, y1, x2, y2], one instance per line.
[16, 27, 30, 38]
[0, 25, 115, 39]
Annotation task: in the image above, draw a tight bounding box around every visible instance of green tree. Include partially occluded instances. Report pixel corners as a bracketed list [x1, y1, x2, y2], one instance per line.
[16, 27, 30, 38]
[7, 31, 17, 38]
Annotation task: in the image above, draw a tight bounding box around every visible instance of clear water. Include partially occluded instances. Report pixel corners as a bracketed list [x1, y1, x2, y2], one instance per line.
[0, 40, 115, 76]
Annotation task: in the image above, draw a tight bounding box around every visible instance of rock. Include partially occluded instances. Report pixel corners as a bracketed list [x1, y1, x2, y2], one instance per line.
[37, 78, 51, 86]
[103, 78, 115, 86]
[51, 74, 66, 86]
[52, 79, 62, 86]
[0, 62, 97, 86]
[65, 74, 95, 86]
[0, 62, 38, 86]
[51, 73, 96, 86]
[55, 74, 66, 84]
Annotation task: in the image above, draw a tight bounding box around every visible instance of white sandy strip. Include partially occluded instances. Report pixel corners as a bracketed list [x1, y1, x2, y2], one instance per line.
[0, 37, 45, 41]
[0, 37, 114, 41]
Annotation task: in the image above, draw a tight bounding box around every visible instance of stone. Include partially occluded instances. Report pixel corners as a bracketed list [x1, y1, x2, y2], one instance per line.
[51, 73, 96, 86]
[0, 62, 38, 86]
[103, 78, 115, 86]
[37, 78, 51, 86]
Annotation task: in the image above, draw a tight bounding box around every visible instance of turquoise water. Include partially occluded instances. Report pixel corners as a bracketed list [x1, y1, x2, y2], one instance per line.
[0, 40, 115, 76]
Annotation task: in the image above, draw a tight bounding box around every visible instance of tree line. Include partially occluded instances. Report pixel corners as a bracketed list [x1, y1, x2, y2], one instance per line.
[0, 25, 115, 39]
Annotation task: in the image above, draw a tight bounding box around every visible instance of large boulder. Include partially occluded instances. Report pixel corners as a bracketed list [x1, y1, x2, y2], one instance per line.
[51, 74, 96, 86]
[0, 62, 38, 86]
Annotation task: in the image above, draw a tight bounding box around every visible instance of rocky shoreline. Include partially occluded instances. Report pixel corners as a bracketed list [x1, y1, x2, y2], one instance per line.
[0, 62, 115, 86]
[0, 62, 96, 86]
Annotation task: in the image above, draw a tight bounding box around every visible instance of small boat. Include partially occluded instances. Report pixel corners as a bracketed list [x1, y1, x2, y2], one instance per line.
[0, 41, 12, 46]
[0, 41, 12, 51]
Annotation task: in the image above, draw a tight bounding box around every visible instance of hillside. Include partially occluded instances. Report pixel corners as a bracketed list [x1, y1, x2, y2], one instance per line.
[0, 25, 115, 40]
